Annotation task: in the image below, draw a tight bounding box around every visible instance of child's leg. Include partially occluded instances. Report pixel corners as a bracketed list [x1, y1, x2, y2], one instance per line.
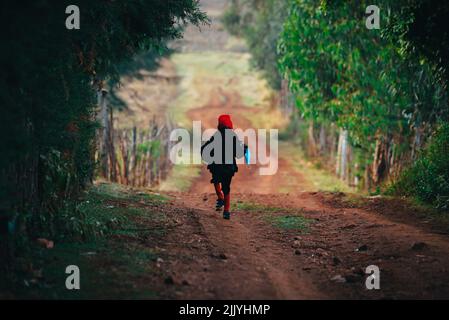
[221, 175, 232, 213]
[214, 183, 224, 200]
[224, 194, 231, 212]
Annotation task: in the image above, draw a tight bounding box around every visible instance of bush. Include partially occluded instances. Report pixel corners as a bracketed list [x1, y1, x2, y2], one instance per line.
[389, 124, 449, 209]
[221, 4, 241, 36]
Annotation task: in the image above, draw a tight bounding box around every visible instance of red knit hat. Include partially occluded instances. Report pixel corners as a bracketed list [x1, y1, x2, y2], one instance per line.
[218, 114, 233, 129]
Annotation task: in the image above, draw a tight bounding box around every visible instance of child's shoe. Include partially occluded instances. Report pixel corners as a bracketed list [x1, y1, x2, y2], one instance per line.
[216, 199, 225, 211]
[223, 211, 231, 220]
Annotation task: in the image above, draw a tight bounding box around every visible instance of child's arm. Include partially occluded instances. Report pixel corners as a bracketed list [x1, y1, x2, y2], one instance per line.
[244, 145, 250, 165]
[233, 133, 246, 159]
[201, 135, 214, 157]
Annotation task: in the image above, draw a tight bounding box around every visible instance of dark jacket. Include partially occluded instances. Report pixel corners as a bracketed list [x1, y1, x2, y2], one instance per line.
[201, 128, 246, 176]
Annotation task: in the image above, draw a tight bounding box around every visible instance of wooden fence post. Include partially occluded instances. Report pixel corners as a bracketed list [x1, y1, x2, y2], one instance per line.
[130, 126, 137, 185]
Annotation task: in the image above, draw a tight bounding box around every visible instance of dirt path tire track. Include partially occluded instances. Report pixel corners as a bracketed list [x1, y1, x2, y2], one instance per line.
[161, 191, 449, 299]
[163, 193, 326, 299]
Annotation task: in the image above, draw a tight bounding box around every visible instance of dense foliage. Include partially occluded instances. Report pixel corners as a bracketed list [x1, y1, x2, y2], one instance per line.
[389, 124, 449, 209]
[0, 1, 206, 268]
[222, 0, 288, 89]
[280, 0, 445, 175]
[222, 0, 449, 206]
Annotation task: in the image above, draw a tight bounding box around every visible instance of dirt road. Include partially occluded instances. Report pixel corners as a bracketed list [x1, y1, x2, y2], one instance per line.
[161, 188, 449, 299]
[187, 89, 306, 195]
[149, 90, 449, 299]
[111, 0, 449, 299]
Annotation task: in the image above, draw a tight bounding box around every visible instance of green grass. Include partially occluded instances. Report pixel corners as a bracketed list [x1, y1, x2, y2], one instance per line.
[234, 201, 312, 232]
[234, 201, 283, 213]
[59, 183, 169, 242]
[159, 164, 201, 192]
[280, 141, 354, 193]
[266, 215, 312, 232]
[92, 182, 168, 203]
[5, 183, 168, 299]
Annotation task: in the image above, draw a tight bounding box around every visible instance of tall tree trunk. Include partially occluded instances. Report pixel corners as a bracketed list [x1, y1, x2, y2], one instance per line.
[336, 130, 342, 177]
[319, 125, 326, 156]
[340, 130, 348, 181]
[145, 131, 152, 187]
[411, 124, 423, 161]
[346, 143, 352, 183]
[99, 89, 109, 179]
[108, 107, 117, 182]
[354, 163, 360, 187]
[364, 163, 372, 190]
[336, 129, 348, 180]
[372, 134, 390, 185]
[307, 121, 318, 157]
[329, 123, 337, 165]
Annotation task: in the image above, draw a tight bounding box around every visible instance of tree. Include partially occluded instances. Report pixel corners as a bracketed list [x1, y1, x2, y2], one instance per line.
[222, 0, 288, 89]
[0, 0, 207, 271]
[278, 0, 448, 189]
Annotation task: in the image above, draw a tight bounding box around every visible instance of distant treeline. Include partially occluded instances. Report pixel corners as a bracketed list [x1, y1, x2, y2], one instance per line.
[0, 0, 206, 275]
[222, 0, 449, 209]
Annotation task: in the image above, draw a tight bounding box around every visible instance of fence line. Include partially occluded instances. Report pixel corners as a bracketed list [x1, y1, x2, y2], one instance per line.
[96, 90, 173, 187]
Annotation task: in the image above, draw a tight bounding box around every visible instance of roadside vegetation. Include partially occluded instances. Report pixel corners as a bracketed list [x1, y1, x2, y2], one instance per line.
[0, 0, 207, 285]
[222, 0, 449, 209]
[2, 183, 170, 299]
[387, 124, 449, 210]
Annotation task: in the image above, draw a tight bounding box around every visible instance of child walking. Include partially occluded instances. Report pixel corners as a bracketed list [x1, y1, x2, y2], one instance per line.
[201, 115, 247, 220]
